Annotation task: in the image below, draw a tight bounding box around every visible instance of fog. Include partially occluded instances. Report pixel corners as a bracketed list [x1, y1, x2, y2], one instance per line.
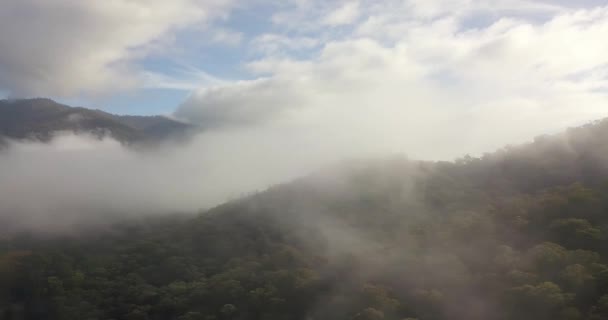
[0, 88, 605, 234]
[0, 124, 394, 233]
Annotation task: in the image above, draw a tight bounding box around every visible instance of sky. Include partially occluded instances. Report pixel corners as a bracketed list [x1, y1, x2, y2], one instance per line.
[0, 0, 608, 156]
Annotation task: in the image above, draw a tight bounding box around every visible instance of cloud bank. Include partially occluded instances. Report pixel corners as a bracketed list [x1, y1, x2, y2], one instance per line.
[0, 0, 235, 97]
[176, 3, 608, 159]
[0, 127, 379, 233]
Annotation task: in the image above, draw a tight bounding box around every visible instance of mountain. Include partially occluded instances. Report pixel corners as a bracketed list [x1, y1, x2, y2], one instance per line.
[0, 98, 193, 145]
[3, 118, 608, 319]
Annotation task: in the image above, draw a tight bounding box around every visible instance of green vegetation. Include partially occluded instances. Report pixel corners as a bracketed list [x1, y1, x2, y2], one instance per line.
[4, 119, 608, 319]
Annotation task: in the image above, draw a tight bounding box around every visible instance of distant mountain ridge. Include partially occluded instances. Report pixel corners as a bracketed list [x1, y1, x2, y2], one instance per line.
[0, 98, 193, 145]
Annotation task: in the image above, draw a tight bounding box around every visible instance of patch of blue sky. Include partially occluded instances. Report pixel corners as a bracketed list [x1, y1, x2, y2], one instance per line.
[89, 4, 282, 114]
[531, 0, 608, 9]
[142, 4, 288, 80]
[69, 2, 358, 114]
[460, 12, 502, 31]
[57, 89, 189, 116]
[459, 8, 556, 32]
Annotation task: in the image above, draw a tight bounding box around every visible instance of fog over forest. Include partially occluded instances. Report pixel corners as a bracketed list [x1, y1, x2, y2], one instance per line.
[3, 1, 608, 320]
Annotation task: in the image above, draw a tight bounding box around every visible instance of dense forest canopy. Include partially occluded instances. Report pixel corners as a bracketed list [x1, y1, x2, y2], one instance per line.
[4, 118, 608, 320]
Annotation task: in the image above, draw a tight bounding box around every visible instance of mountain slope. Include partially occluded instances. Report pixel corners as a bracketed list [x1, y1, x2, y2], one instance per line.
[3, 118, 608, 319]
[0, 98, 193, 145]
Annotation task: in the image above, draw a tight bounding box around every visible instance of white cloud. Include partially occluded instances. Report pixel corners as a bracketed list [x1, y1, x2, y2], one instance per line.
[178, 3, 608, 160]
[322, 1, 361, 26]
[251, 34, 320, 55]
[0, 129, 363, 232]
[142, 66, 227, 90]
[270, 0, 362, 32]
[0, 0, 235, 97]
[210, 28, 244, 46]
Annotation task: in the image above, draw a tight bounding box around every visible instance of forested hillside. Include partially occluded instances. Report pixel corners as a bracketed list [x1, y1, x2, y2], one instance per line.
[0, 99, 193, 145]
[3, 119, 608, 320]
